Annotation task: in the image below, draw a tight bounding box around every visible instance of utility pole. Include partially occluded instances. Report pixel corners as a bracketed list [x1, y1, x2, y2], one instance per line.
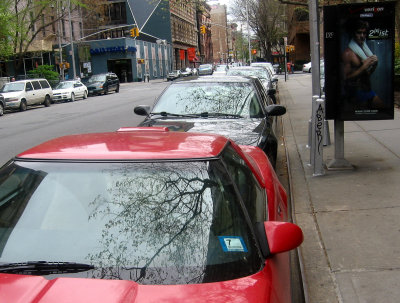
[245, 0, 251, 64]
[68, 0, 77, 79]
[57, 0, 64, 80]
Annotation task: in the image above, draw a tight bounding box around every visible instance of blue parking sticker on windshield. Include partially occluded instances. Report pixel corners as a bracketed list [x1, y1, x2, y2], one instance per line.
[218, 236, 248, 252]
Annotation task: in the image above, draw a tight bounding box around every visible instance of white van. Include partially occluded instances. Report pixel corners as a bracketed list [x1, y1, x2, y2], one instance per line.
[0, 79, 53, 111]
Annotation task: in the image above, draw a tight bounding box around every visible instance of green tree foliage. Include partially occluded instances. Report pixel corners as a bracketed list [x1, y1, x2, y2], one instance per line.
[27, 64, 59, 81]
[0, 0, 13, 59]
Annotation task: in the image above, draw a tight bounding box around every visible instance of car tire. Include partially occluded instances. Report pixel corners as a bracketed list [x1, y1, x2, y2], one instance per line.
[20, 99, 27, 111]
[104, 88, 108, 95]
[83, 91, 88, 99]
[308, 68, 311, 73]
[115, 85, 120, 93]
[0, 104, 4, 116]
[70, 93, 75, 102]
[44, 95, 51, 107]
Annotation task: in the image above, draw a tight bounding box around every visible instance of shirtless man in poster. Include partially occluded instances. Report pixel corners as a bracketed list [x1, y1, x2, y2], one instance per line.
[342, 19, 384, 109]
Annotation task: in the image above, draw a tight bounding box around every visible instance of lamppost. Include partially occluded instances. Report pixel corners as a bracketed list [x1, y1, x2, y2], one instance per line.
[68, 0, 77, 79]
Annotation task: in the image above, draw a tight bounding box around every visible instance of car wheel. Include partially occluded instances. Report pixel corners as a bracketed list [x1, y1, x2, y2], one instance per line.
[70, 93, 75, 102]
[83, 91, 88, 99]
[0, 104, 4, 116]
[309, 68, 311, 73]
[20, 99, 27, 111]
[104, 88, 108, 95]
[115, 85, 120, 93]
[44, 95, 51, 107]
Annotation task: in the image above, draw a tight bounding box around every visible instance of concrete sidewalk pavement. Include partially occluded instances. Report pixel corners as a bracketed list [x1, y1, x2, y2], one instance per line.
[279, 73, 400, 303]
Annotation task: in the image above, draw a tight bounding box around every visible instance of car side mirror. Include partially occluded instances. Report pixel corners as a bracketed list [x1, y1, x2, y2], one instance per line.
[267, 89, 276, 96]
[265, 104, 286, 116]
[272, 76, 278, 82]
[134, 105, 151, 116]
[255, 221, 303, 259]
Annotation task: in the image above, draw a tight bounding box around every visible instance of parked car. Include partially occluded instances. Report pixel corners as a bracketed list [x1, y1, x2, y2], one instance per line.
[180, 67, 193, 77]
[166, 70, 181, 81]
[52, 80, 88, 102]
[213, 64, 229, 76]
[134, 76, 286, 167]
[85, 72, 120, 95]
[302, 62, 312, 73]
[0, 94, 5, 116]
[0, 128, 303, 302]
[250, 62, 276, 76]
[250, 62, 279, 89]
[0, 79, 53, 111]
[198, 63, 213, 75]
[226, 66, 277, 103]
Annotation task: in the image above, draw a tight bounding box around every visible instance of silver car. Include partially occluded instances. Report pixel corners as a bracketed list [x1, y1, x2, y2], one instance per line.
[198, 64, 213, 76]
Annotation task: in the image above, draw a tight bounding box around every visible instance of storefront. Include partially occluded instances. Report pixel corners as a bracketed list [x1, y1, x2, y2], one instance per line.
[66, 37, 173, 82]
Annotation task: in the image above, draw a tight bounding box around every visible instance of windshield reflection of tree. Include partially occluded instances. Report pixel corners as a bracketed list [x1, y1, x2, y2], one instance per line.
[86, 161, 252, 284]
[154, 83, 253, 117]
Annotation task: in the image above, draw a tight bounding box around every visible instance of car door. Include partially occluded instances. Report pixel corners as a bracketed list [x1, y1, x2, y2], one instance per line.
[30, 80, 43, 105]
[74, 82, 84, 98]
[24, 81, 36, 105]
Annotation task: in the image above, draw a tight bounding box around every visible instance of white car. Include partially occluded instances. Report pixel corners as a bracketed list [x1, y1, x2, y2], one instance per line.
[52, 80, 88, 102]
[0, 79, 53, 111]
[302, 62, 312, 73]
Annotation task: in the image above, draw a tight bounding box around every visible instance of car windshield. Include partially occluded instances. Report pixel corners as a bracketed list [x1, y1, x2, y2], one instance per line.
[88, 75, 106, 82]
[153, 82, 259, 118]
[0, 159, 261, 284]
[227, 69, 270, 80]
[0, 82, 25, 92]
[199, 64, 211, 69]
[55, 82, 74, 89]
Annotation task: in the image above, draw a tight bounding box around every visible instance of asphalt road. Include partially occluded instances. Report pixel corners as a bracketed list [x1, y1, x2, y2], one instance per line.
[0, 81, 169, 166]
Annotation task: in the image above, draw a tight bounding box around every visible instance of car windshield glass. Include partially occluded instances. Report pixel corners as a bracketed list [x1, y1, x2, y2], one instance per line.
[152, 82, 257, 118]
[0, 82, 25, 92]
[227, 69, 270, 80]
[55, 82, 73, 89]
[0, 160, 261, 284]
[199, 64, 211, 69]
[88, 75, 106, 82]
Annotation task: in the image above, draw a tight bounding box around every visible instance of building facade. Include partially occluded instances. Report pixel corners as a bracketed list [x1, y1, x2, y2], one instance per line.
[196, 2, 213, 64]
[210, 4, 229, 64]
[169, 0, 199, 70]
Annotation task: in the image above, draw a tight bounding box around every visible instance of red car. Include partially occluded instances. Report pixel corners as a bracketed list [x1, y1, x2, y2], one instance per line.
[0, 127, 303, 302]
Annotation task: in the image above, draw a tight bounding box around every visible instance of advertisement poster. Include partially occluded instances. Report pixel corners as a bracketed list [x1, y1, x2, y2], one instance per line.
[324, 2, 395, 120]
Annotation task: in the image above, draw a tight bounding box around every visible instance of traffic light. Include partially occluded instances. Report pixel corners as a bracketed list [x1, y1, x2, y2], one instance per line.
[130, 27, 139, 37]
[200, 25, 206, 34]
[251, 49, 257, 55]
[286, 45, 295, 53]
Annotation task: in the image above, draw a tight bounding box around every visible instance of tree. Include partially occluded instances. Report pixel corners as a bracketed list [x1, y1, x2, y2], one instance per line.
[231, 0, 287, 61]
[0, 0, 103, 74]
[0, 0, 13, 59]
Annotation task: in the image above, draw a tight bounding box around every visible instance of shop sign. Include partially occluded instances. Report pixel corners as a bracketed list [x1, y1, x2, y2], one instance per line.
[90, 46, 137, 55]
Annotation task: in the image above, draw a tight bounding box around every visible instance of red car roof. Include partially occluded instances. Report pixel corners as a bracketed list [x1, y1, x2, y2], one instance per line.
[16, 128, 229, 160]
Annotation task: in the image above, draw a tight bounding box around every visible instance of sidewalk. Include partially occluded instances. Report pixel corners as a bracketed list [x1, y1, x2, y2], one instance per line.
[279, 73, 400, 303]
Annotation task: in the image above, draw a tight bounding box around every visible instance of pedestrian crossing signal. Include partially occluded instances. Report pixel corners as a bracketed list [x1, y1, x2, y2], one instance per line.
[200, 25, 206, 34]
[130, 27, 139, 37]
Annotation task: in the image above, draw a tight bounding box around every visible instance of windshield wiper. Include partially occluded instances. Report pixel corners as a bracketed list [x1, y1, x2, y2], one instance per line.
[0, 261, 94, 275]
[200, 112, 243, 118]
[150, 112, 200, 118]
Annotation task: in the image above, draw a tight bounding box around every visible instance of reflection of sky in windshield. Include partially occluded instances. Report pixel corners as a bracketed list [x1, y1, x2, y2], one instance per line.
[153, 82, 256, 117]
[55, 82, 74, 89]
[89, 75, 106, 82]
[1, 82, 25, 92]
[227, 69, 270, 80]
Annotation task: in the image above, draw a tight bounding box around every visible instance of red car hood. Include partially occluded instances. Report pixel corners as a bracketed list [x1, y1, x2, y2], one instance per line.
[0, 270, 280, 303]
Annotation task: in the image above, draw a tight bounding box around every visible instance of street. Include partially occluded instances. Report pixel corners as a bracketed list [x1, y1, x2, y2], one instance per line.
[0, 81, 169, 166]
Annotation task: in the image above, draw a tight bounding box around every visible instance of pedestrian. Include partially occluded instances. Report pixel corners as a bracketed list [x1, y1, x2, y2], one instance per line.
[286, 62, 291, 73]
